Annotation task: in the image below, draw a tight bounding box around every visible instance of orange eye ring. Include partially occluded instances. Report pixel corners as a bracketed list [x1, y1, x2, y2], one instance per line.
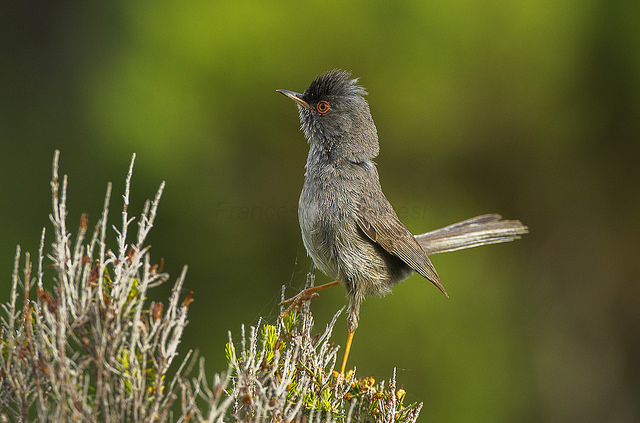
[316, 100, 330, 114]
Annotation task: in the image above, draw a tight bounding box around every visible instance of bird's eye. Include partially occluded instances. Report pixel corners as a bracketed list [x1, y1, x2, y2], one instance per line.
[316, 100, 330, 114]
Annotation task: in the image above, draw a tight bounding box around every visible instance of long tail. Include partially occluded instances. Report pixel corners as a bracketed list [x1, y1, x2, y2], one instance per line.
[415, 214, 528, 255]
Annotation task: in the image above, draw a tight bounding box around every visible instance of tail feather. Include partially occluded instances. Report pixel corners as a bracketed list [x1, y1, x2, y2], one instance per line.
[415, 214, 528, 255]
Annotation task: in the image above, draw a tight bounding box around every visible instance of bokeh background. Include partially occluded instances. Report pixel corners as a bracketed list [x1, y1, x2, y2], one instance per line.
[2, 1, 639, 422]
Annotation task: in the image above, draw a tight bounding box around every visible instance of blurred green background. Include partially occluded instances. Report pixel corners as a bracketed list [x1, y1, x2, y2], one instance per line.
[2, 1, 639, 421]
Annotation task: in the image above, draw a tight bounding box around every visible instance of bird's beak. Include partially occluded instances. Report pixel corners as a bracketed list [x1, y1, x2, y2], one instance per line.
[276, 89, 311, 110]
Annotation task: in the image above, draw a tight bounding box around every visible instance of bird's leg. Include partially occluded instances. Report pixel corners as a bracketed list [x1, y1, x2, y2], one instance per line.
[338, 295, 361, 376]
[279, 280, 340, 317]
[339, 330, 355, 375]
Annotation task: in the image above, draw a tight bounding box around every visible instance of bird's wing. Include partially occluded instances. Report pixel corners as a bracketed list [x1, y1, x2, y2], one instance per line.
[355, 207, 448, 297]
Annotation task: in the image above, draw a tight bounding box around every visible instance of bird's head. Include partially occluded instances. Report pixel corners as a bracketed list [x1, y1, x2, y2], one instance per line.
[277, 69, 379, 162]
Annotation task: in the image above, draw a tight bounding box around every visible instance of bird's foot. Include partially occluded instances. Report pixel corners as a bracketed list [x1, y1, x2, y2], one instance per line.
[279, 280, 340, 318]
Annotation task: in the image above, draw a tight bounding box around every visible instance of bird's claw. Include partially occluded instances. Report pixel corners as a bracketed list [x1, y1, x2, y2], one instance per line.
[279, 288, 321, 317]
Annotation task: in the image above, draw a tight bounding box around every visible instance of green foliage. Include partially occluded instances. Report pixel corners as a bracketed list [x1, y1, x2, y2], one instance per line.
[224, 303, 422, 422]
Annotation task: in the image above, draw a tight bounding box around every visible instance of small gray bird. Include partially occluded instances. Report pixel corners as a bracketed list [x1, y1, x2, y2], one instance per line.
[277, 70, 527, 375]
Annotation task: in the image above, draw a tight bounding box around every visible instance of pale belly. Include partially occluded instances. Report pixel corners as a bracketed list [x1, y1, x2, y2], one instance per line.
[298, 187, 412, 298]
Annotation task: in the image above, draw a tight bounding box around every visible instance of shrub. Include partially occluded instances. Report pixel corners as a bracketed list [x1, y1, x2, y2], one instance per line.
[0, 151, 422, 422]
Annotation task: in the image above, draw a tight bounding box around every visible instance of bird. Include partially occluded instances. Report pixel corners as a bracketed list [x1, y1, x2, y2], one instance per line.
[276, 69, 528, 375]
